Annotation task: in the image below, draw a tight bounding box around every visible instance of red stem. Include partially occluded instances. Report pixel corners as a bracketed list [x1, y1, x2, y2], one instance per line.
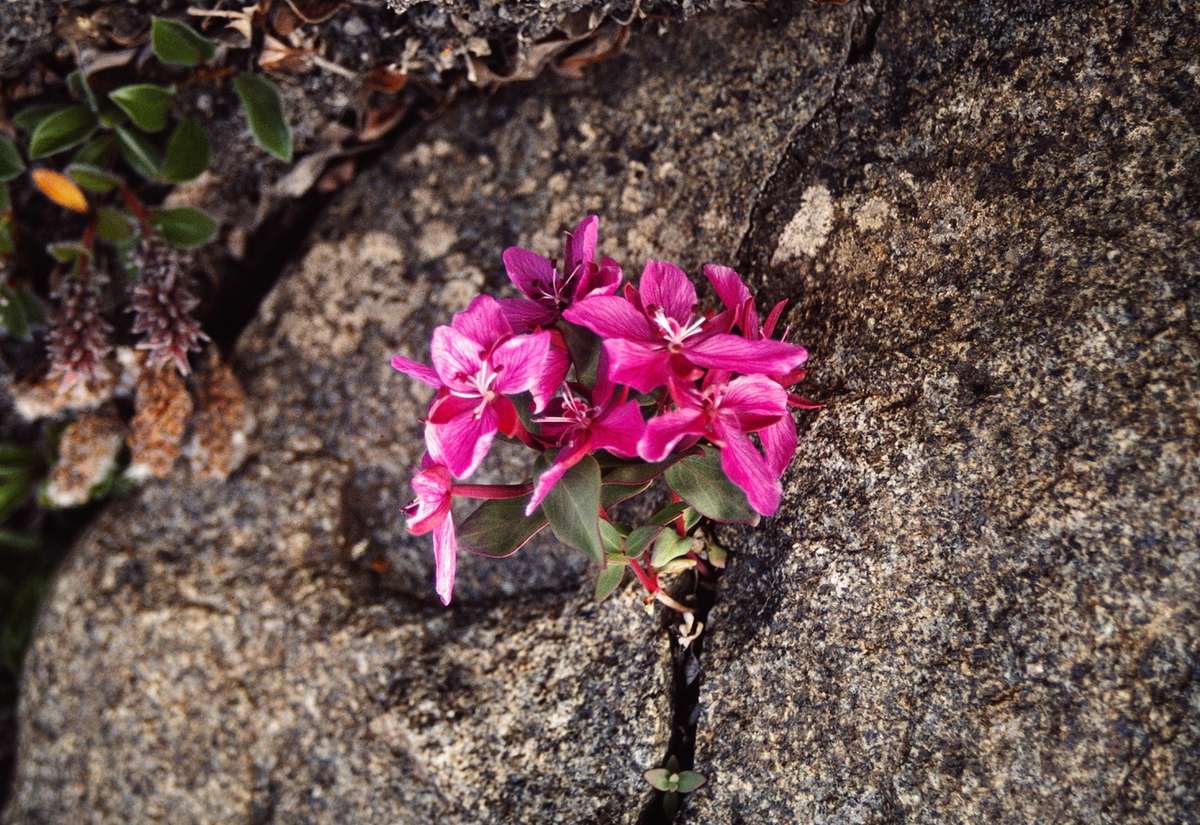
[451, 483, 532, 500]
[121, 186, 154, 236]
[628, 558, 658, 593]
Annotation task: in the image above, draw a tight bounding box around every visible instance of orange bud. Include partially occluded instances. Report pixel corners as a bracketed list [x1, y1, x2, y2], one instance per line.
[31, 168, 89, 214]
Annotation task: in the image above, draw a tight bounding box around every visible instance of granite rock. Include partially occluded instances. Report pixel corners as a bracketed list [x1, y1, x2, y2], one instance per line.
[690, 1, 1200, 823]
[5, 5, 853, 822]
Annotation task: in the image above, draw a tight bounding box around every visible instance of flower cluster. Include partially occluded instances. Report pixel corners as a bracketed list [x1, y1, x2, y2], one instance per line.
[392, 216, 816, 605]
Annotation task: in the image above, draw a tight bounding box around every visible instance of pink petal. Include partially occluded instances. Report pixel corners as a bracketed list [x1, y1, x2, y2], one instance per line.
[685, 334, 808, 376]
[452, 294, 512, 349]
[530, 336, 570, 413]
[526, 435, 593, 515]
[407, 464, 453, 534]
[432, 514, 458, 605]
[563, 296, 656, 341]
[760, 413, 797, 478]
[426, 402, 499, 479]
[638, 409, 706, 462]
[762, 299, 788, 339]
[639, 260, 697, 323]
[565, 215, 598, 274]
[714, 421, 781, 516]
[502, 247, 556, 301]
[704, 264, 750, 315]
[497, 296, 557, 333]
[391, 354, 441, 388]
[591, 399, 645, 458]
[604, 338, 674, 394]
[492, 330, 551, 396]
[429, 326, 484, 390]
[577, 257, 623, 301]
[720, 374, 788, 431]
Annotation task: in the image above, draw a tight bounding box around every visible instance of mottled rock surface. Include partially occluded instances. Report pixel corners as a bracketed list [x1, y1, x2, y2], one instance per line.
[691, 1, 1200, 823]
[6, 5, 852, 823]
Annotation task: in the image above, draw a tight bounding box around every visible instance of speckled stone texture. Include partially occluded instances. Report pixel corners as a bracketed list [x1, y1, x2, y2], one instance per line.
[0, 0, 53, 77]
[690, 1, 1200, 823]
[5, 5, 852, 823]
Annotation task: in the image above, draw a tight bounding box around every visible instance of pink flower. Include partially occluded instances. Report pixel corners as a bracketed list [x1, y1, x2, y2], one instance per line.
[404, 462, 458, 605]
[392, 295, 563, 478]
[563, 260, 808, 393]
[499, 215, 622, 332]
[525, 380, 645, 515]
[705, 264, 820, 476]
[638, 373, 789, 516]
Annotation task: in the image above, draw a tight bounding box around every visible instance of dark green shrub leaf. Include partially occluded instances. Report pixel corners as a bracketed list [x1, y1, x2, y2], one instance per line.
[46, 241, 92, 263]
[0, 220, 12, 257]
[594, 562, 625, 601]
[161, 117, 209, 182]
[665, 446, 759, 525]
[233, 73, 293, 162]
[541, 454, 603, 563]
[457, 496, 548, 558]
[115, 126, 162, 180]
[149, 206, 217, 248]
[109, 84, 175, 133]
[0, 137, 25, 182]
[13, 104, 67, 133]
[65, 163, 123, 193]
[0, 285, 30, 340]
[0, 528, 40, 552]
[0, 183, 9, 213]
[73, 134, 117, 166]
[67, 70, 100, 112]
[96, 207, 135, 244]
[14, 286, 45, 326]
[151, 17, 217, 66]
[674, 771, 707, 793]
[643, 769, 672, 792]
[29, 105, 98, 159]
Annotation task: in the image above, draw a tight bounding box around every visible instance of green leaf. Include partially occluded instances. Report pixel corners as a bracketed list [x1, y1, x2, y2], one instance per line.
[599, 519, 625, 554]
[0, 219, 12, 257]
[600, 478, 652, 509]
[643, 769, 673, 792]
[560, 321, 601, 387]
[233, 73, 293, 162]
[457, 496, 548, 558]
[594, 562, 625, 602]
[65, 163, 123, 193]
[149, 206, 217, 248]
[0, 137, 25, 182]
[0, 183, 9, 213]
[46, 241, 92, 263]
[95, 207, 135, 244]
[0, 479, 31, 523]
[13, 103, 68, 133]
[14, 286, 44, 327]
[651, 528, 696, 569]
[115, 126, 162, 180]
[151, 17, 217, 66]
[540, 454, 603, 563]
[622, 524, 664, 559]
[28, 105, 98, 159]
[160, 117, 209, 182]
[674, 771, 707, 793]
[649, 501, 690, 526]
[67, 70, 100, 112]
[0, 285, 30, 340]
[665, 446, 760, 525]
[600, 458, 675, 486]
[109, 84, 175, 133]
[73, 134, 117, 166]
[0, 445, 40, 467]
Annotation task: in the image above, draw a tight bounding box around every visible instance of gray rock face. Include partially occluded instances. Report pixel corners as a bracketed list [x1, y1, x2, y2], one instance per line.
[0, 1, 53, 77]
[690, 1, 1200, 823]
[5, 5, 851, 823]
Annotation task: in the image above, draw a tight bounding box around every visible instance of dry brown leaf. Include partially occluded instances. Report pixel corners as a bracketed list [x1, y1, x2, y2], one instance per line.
[284, 0, 345, 24]
[554, 23, 631, 79]
[358, 100, 409, 142]
[364, 65, 408, 94]
[317, 158, 355, 193]
[259, 34, 312, 73]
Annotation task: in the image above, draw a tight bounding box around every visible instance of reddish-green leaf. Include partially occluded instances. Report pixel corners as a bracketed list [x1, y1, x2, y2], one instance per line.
[665, 446, 759, 525]
[457, 496, 548, 558]
[541, 454, 603, 562]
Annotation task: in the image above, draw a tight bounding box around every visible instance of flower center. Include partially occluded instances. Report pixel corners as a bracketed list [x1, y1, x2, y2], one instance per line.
[450, 360, 500, 417]
[534, 264, 583, 309]
[533, 386, 596, 435]
[651, 307, 706, 348]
